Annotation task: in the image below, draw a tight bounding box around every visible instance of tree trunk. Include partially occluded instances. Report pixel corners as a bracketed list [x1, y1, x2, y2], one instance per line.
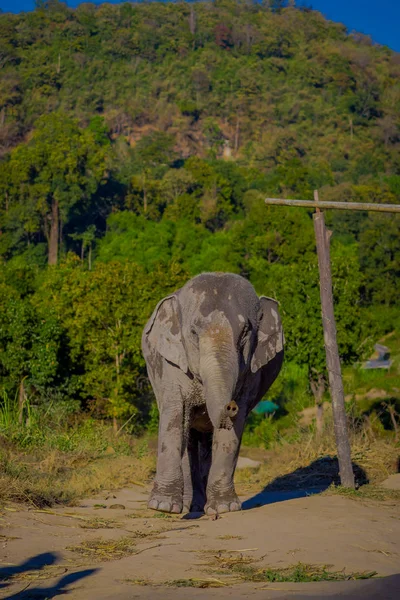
[387, 403, 399, 442]
[189, 6, 196, 35]
[313, 191, 355, 488]
[88, 245, 92, 271]
[234, 114, 240, 154]
[18, 379, 26, 425]
[59, 215, 63, 258]
[113, 351, 120, 435]
[316, 403, 324, 435]
[48, 199, 59, 265]
[143, 172, 147, 213]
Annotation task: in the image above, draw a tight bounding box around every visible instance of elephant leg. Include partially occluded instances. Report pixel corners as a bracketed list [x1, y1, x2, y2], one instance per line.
[147, 365, 188, 514]
[205, 417, 245, 516]
[183, 430, 211, 513]
[197, 431, 212, 511]
[182, 431, 194, 513]
[148, 400, 184, 513]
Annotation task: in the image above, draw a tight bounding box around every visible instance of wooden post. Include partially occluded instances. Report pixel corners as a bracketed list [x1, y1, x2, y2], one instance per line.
[264, 194, 400, 487]
[313, 190, 355, 488]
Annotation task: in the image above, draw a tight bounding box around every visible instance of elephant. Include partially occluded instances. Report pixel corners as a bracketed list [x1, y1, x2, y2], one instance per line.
[141, 272, 284, 515]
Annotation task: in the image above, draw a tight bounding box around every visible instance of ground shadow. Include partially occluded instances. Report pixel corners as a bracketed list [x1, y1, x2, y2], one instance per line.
[292, 573, 400, 600]
[0, 552, 97, 599]
[242, 457, 368, 510]
[0, 553, 58, 589]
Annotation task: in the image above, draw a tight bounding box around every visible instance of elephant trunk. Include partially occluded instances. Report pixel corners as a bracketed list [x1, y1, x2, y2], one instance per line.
[199, 327, 239, 429]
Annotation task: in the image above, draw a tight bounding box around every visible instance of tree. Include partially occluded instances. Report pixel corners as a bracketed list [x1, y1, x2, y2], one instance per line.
[0, 282, 62, 412]
[69, 225, 96, 270]
[263, 245, 364, 432]
[359, 214, 400, 306]
[3, 113, 108, 265]
[35, 255, 188, 429]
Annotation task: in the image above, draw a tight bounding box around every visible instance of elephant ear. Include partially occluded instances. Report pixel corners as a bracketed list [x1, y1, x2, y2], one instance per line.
[251, 296, 284, 374]
[142, 295, 188, 373]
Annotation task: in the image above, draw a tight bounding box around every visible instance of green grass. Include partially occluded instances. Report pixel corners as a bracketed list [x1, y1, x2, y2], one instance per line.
[205, 552, 377, 583]
[241, 563, 376, 583]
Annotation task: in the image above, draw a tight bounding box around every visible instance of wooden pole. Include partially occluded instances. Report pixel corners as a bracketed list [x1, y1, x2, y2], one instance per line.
[265, 198, 400, 213]
[313, 190, 355, 488]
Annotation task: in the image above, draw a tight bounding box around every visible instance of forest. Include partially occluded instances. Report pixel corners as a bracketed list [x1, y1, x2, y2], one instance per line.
[0, 0, 399, 442]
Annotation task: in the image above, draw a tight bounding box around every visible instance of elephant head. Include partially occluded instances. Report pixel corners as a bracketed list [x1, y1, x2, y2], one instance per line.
[143, 273, 284, 429]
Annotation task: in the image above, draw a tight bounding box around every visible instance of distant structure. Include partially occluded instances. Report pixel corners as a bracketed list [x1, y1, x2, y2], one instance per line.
[252, 400, 279, 415]
[363, 344, 392, 370]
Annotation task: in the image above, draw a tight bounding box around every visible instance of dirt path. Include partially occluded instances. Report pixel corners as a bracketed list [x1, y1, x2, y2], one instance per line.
[1, 484, 399, 599]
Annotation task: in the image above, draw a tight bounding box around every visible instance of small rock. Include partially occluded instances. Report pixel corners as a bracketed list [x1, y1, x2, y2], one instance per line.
[109, 504, 126, 510]
[236, 457, 261, 470]
[381, 474, 400, 491]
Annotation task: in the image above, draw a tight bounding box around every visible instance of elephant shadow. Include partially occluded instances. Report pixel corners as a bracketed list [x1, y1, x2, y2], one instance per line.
[0, 551, 97, 599]
[242, 456, 368, 510]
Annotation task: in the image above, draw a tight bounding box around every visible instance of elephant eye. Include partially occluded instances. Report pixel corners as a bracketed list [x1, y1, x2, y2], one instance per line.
[191, 327, 198, 338]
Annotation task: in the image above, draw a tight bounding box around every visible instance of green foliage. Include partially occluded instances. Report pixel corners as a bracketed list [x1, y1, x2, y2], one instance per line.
[33, 254, 188, 423]
[0, 280, 62, 397]
[0, 113, 108, 263]
[0, 1, 399, 430]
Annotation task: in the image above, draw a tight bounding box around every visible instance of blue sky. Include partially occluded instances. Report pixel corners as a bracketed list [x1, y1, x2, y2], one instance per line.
[1, 1, 399, 52]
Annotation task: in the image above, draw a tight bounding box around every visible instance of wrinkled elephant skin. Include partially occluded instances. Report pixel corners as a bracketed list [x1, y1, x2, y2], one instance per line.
[142, 272, 284, 515]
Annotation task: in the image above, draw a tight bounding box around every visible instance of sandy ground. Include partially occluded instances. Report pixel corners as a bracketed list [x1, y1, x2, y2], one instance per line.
[1, 483, 399, 600]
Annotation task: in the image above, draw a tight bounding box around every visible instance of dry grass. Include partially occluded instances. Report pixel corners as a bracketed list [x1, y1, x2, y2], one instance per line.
[0, 449, 155, 508]
[165, 578, 229, 588]
[326, 484, 400, 502]
[67, 536, 138, 561]
[236, 419, 399, 495]
[79, 517, 121, 529]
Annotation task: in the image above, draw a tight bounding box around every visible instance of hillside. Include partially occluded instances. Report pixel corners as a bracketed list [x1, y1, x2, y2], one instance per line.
[1, 2, 399, 168]
[0, 1, 399, 428]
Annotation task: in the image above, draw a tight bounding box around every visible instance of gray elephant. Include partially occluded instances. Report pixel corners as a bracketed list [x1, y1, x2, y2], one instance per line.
[142, 272, 284, 515]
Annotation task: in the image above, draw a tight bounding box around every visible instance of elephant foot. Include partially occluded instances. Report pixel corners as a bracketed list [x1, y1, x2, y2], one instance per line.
[148, 494, 182, 514]
[205, 497, 241, 516]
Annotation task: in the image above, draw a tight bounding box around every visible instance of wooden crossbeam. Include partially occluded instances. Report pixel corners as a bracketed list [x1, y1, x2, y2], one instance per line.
[265, 198, 400, 213]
